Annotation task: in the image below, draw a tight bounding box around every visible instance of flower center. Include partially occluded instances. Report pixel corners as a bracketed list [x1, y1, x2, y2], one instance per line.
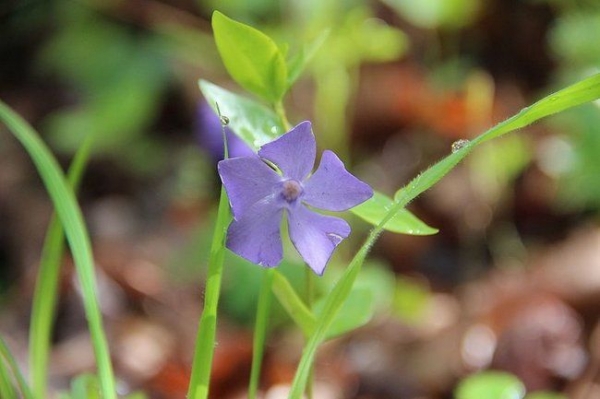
[281, 179, 303, 203]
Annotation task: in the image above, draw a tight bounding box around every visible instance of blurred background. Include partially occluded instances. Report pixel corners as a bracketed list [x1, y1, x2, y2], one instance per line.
[1, 0, 600, 398]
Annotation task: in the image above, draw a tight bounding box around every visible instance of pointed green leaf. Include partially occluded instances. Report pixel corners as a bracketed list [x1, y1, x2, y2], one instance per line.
[199, 80, 285, 151]
[272, 271, 316, 337]
[455, 371, 525, 399]
[316, 286, 374, 340]
[352, 191, 438, 235]
[286, 30, 330, 88]
[212, 11, 287, 103]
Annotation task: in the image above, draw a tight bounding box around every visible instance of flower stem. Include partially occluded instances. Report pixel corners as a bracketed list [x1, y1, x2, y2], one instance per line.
[248, 268, 275, 399]
[187, 184, 231, 399]
[274, 101, 291, 131]
[289, 187, 416, 399]
[304, 267, 315, 399]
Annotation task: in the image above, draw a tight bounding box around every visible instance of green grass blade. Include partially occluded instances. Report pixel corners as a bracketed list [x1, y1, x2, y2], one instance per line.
[475, 73, 600, 145]
[0, 336, 34, 399]
[0, 351, 16, 399]
[187, 184, 231, 399]
[29, 136, 93, 399]
[248, 268, 275, 399]
[290, 73, 600, 398]
[0, 101, 116, 399]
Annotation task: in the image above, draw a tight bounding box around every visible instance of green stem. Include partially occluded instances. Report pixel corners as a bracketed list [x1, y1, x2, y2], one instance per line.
[29, 137, 93, 399]
[248, 268, 275, 399]
[186, 184, 230, 399]
[0, 336, 34, 399]
[303, 267, 316, 399]
[0, 100, 116, 399]
[288, 172, 436, 399]
[274, 101, 291, 131]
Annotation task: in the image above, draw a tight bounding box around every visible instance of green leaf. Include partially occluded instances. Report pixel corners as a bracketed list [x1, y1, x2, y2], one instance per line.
[272, 270, 316, 337]
[455, 371, 525, 399]
[393, 276, 431, 323]
[352, 191, 438, 235]
[199, 80, 285, 151]
[316, 286, 374, 340]
[286, 29, 330, 88]
[212, 11, 287, 103]
[70, 374, 100, 399]
[381, 0, 480, 30]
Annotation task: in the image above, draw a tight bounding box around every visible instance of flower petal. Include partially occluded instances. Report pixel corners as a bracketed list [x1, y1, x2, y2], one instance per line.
[226, 198, 284, 267]
[287, 205, 350, 275]
[218, 156, 282, 219]
[258, 121, 316, 181]
[303, 150, 373, 211]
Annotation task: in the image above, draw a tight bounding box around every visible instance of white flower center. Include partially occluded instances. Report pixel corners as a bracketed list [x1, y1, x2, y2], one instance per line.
[282, 179, 303, 202]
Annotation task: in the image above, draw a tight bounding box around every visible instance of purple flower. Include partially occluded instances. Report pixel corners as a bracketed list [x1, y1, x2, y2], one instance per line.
[217, 121, 373, 275]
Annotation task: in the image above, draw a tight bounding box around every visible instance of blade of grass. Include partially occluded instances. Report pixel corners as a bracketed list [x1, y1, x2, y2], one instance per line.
[186, 182, 231, 399]
[248, 268, 275, 399]
[0, 336, 34, 399]
[0, 355, 16, 399]
[0, 100, 117, 399]
[29, 136, 94, 399]
[289, 73, 600, 398]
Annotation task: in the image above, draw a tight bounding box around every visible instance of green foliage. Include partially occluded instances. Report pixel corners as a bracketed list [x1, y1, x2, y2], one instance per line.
[58, 374, 147, 399]
[272, 271, 375, 340]
[286, 30, 330, 88]
[393, 277, 431, 323]
[30, 137, 93, 399]
[199, 80, 284, 150]
[381, 0, 481, 29]
[550, 12, 600, 67]
[556, 106, 600, 210]
[187, 184, 231, 399]
[39, 6, 168, 156]
[352, 191, 438, 235]
[455, 371, 525, 399]
[212, 11, 288, 103]
[315, 286, 374, 339]
[289, 73, 600, 399]
[0, 336, 33, 399]
[0, 101, 117, 399]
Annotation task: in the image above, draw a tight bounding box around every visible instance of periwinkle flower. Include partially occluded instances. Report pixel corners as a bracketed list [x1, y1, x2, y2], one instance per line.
[218, 121, 373, 275]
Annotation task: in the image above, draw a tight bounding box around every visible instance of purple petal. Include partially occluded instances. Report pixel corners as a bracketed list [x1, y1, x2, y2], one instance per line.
[303, 150, 373, 211]
[227, 199, 284, 267]
[287, 205, 350, 275]
[258, 121, 316, 181]
[218, 156, 282, 219]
